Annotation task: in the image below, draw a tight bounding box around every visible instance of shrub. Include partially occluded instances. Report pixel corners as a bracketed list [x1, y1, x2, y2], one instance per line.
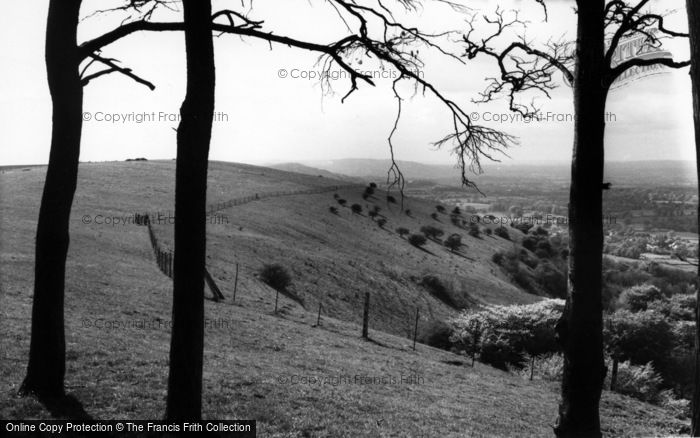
[534, 261, 567, 298]
[492, 252, 504, 265]
[509, 353, 564, 382]
[369, 182, 377, 188]
[648, 293, 696, 321]
[604, 309, 674, 368]
[337, 198, 347, 206]
[452, 207, 462, 215]
[377, 218, 387, 228]
[396, 227, 410, 238]
[616, 284, 665, 312]
[408, 234, 427, 247]
[606, 360, 664, 403]
[420, 225, 444, 241]
[364, 186, 375, 197]
[420, 275, 457, 307]
[418, 320, 453, 350]
[259, 264, 292, 291]
[387, 195, 397, 204]
[351, 204, 363, 214]
[405, 209, 412, 217]
[444, 234, 463, 253]
[430, 212, 439, 221]
[485, 228, 493, 236]
[368, 210, 379, 220]
[494, 226, 510, 240]
[329, 206, 339, 215]
[512, 222, 534, 234]
[468, 223, 480, 238]
[333, 193, 339, 199]
[436, 205, 446, 214]
[451, 300, 565, 369]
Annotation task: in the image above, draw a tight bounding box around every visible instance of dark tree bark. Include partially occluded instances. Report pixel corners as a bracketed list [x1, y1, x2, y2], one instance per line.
[165, 0, 215, 421]
[555, 1, 608, 436]
[688, 0, 700, 435]
[20, 0, 83, 399]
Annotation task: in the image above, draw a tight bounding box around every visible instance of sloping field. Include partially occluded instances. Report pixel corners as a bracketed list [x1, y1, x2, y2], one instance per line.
[0, 161, 687, 436]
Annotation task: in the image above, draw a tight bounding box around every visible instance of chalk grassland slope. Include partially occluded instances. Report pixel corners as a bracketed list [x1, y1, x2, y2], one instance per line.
[147, 167, 536, 337]
[0, 161, 686, 436]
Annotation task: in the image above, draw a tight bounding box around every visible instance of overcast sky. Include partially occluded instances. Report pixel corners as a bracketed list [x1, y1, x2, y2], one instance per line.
[0, 0, 694, 167]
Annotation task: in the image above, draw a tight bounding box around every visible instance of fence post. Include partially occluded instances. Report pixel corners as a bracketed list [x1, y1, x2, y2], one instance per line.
[362, 291, 370, 339]
[413, 307, 419, 351]
[232, 263, 239, 303]
[316, 302, 322, 327]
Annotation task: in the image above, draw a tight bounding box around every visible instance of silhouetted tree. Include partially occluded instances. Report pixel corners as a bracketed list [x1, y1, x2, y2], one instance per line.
[20, 0, 83, 400]
[396, 227, 410, 238]
[22, 0, 159, 399]
[166, 0, 215, 421]
[462, 4, 689, 434]
[687, 0, 700, 433]
[351, 204, 363, 215]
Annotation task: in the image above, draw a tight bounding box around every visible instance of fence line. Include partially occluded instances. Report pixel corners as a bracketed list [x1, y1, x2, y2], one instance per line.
[140, 184, 359, 300]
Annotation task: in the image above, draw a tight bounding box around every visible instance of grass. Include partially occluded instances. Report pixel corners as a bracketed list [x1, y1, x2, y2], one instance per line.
[0, 161, 689, 436]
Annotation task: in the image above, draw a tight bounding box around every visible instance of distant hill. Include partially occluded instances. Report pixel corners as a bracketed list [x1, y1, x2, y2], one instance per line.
[298, 158, 697, 188]
[268, 162, 360, 182]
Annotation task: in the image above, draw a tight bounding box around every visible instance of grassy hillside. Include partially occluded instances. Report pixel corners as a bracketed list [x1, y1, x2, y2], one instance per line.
[0, 161, 688, 436]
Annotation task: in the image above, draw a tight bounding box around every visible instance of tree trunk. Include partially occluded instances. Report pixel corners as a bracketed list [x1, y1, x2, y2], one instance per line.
[165, 0, 215, 421]
[555, 1, 608, 436]
[687, 0, 700, 435]
[20, 0, 83, 399]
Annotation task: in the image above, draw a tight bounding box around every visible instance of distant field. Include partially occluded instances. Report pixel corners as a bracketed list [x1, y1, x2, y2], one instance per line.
[0, 161, 688, 436]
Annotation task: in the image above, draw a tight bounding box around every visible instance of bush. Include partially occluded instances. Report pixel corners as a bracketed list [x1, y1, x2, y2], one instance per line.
[451, 300, 564, 369]
[396, 227, 410, 238]
[387, 195, 397, 204]
[337, 198, 347, 206]
[468, 223, 480, 238]
[492, 252, 504, 265]
[420, 225, 444, 241]
[534, 261, 567, 298]
[485, 228, 493, 236]
[369, 182, 377, 188]
[606, 360, 664, 403]
[617, 284, 665, 312]
[452, 207, 462, 215]
[408, 234, 427, 247]
[351, 204, 363, 214]
[604, 309, 674, 367]
[329, 206, 339, 215]
[509, 353, 563, 382]
[444, 234, 463, 253]
[418, 320, 453, 350]
[430, 212, 439, 221]
[436, 205, 446, 214]
[494, 226, 510, 240]
[377, 218, 387, 228]
[259, 264, 292, 291]
[420, 275, 457, 307]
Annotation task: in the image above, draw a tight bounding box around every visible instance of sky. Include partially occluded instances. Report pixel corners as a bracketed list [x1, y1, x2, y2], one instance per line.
[0, 0, 695, 167]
